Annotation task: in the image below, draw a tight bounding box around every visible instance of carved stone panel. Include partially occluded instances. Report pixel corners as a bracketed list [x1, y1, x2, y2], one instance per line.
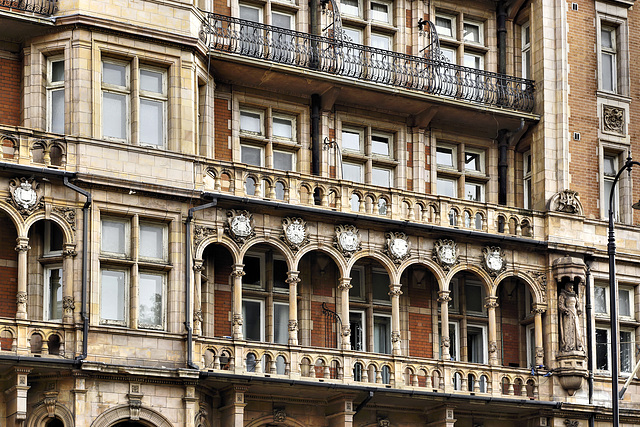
[8, 177, 43, 217]
[225, 210, 255, 244]
[334, 224, 361, 258]
[603, 105, 624, 134]
[384, 231, 411, 264]
[432, 239, 458, 270]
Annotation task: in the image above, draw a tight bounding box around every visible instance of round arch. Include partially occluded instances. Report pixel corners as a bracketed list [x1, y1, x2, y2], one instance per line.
[194, 235, 240, 263]
[26, 402, 75, 427]
[24, 211, 75, 246]
[0, 200, 26, 236]
[396, 257, 446, 291]
[240, 238, 295, 270]
[245, 414, 309, 427]
[90, 405, 173, 427]
[294, 244, 347, 277]
[494, 270, 545, 305]
[446, 264, 493, 295]
[346, 250, 398, 283]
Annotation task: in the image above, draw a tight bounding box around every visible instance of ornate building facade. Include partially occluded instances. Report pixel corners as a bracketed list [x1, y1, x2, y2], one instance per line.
[0, 0, 639, 425]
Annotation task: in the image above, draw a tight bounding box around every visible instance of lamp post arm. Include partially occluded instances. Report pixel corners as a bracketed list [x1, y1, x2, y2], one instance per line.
[608, 158, 640, 222]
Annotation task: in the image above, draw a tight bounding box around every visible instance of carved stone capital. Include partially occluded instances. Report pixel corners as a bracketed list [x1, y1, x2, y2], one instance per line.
[338, 278, 352, 291]
[15, 242, 30, 253]
[288, 319, 298, 332]
[484, 296, 499, 309]
[16, 292, 27, 304]
[193, 260, 205, 272]
[437, 290, 451, 304]
[63, 248, 77, 258]
[232, 314, 243, 327]
[231, 266, 245, 277]
[388, 285, 403, 297]
[489, 341, 497, 354]
[63, 296, 75, 311]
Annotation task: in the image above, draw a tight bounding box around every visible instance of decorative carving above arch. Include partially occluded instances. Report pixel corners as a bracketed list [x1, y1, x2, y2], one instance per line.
[90, 405, 173, 427]
[7, 177, 43, 217]
[548, 190, 583, 215]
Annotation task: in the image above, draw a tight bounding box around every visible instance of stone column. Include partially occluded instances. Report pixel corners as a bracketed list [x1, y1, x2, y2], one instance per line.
[485, 296, 499, 366]
[533, 304, 546, 367]
[338, 277, 352, 350]
[62, 244, 77, 324]
[286, 270, 300, 345]
[231, 264, 245, 340]
[437, 290, 451, 360]
[193, 259, 204, 336]
[219, 385, 248, 426]
[15, 237, 29, 320]
[5, 367, 31, 427]
[389, 283, 402, 355]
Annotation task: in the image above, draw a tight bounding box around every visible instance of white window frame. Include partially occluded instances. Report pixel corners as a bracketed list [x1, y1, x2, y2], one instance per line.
[521, 22, 531, 80]
[371, 131, 392, 157]
[240, 143, 265, 167]
[243, 252, 266, 289]
[618, 286, 634, 319]
[239, 3, 263, 22]
[596, 327, 636, 375]
[349, 309, 366, 351]
[44, 265, 63, 321]
[273, 301, 290, 344]
[99, 268, 129, 326]
[100, 217, 131, 258]
[464, 148, 485, 174]
[436, 144, 457, 169]
[342, 127, 364, 153]
[463, 52, 484, 70]
[370, 0, 392, 24]
[599, 24, 617, 93]
[466, 323, 487, 364]
[137, 271, 166, 330]
[371, 166, 393, 188]
[342, 161, 364, 183]
[138, 221, 168, 263]
[340, 0, 361, 17]
[526, 323, 536, 368]
[272, 112, 296, 141]
[240, 108, 265, 136]
[101, 59, 131, 142]
[620, 328, 635, 375]
[44, 222, 64, 256]
[373, 313, 392, 354]
[603, 153, 619, 219]
[439, 321, 460, 361]
[463, 20, 484, 45]
[46, 56, 65, 134]
[273, 149, 296, 172]
[138, 66, 168, 148]
[435, 13, 456, 39]
[523, 150, 532, 209]
[594, 284, 634, 320]
[437, 177, 457, 198]
[242, 298, 265, 341]
[464, 181, 485, 202]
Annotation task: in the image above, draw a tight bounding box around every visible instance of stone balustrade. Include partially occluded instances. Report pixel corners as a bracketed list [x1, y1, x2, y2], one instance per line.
[0, 319, 71, 358]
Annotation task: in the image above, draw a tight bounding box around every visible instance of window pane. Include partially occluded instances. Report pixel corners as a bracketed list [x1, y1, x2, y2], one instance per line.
[349, 312, 364, 350]
[601, 28, 613, 49]
[48, 223, 64, 253]
[436, 147, 454, 167]
[594, 286, 607, 314]
[372, 168, 391, 187]
[102, 219, 126, 254]
[52, 60, 64, 82]
[274, 303, 289, 344]
[341, 0, 359, 15]
[374, 316, 390, 354]
[51, 89, 65, 134]
[465, 284, 483, 313]
[449, 323, 457, 360]
[371, 1, 388, 22]
[437, 178, 456, 197]
[240, 111, 262, 133]
[371, 33, 390, 50]
[140, 99, 163, 146]
[372, 271, 389, 301]
[140, 69, 163, 93]
[273, 259, 288, 290]
[343, 163, 362, 182]
[101, 270, 126, 321]
[103, 62, 126, 86]
[463, 23, 480, 43]
[47, 268, 63, 320]
[464, 54, 482, 69]
[465, 152, 481, 172]
[241, 145, 262, 166]
[103, 92, 127, 139]
[273, 117, 293, 139]
[274, 151, 293, 171]
[621, 331, 633, 373]
[435, 16, 453, 37]
[342, 130, 361, 151]
[272, 12, 292, 30]
[239, 5, 260, 21]
[349, 269, 362, 299]
[619, 289, 631, 317]
[243, 256, 262, 286]
[596, 328, 608, 370]
[139, 273, 163, 327]
[243, 300, 262, 341]
[467, 326, 485, 363]
[604, 155, 617, 176]
[602, 53, 614, 92]
[372, 135, 390, 156]
[140, 223, 164, 260]
[343, 27, 361, 43]
[465, 183, 483, 202]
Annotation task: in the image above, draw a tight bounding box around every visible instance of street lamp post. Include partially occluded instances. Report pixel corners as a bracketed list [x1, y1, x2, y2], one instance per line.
[607, 154, 640, 427]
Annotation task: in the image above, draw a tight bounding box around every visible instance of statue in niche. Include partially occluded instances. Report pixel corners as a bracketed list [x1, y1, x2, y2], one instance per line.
[558, 282, 584, 352]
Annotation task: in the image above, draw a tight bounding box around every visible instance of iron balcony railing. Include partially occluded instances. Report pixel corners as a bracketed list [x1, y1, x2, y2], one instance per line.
[201, 13, 535, 113]
[1, 0, 57, 15]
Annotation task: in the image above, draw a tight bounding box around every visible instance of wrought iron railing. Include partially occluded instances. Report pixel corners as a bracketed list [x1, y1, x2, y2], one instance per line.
[1, 0, 57, 15]
[200, 13, 535, 113]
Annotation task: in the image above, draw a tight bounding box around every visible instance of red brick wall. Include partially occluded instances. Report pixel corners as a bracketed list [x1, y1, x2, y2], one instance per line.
[310, 257, 337, 348]
[214, 290, 232, 337]
[210, 245, 233, 336]
[0, 55, 21, 126]
[499, 287, 521, 367]
[630, 9, 640, 225]
[213, 0, 230, 15]
[214, 97, 232, 161]
[407, 272, 433, 358]
[0, 215, 18, 318]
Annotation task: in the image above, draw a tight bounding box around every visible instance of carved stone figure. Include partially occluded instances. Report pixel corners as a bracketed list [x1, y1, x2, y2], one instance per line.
[558, 283, 584, 352]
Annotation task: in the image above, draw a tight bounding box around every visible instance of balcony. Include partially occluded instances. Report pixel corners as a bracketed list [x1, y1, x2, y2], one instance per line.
[0, 0, 56, 15]
[201, 13, 535, 114]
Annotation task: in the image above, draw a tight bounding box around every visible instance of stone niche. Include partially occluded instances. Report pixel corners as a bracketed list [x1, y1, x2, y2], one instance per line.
[552, 255, 587, 396]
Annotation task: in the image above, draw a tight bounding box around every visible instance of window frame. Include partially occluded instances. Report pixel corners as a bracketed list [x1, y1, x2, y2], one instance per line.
[137, 271, 166, 330]
[239, 108, 265, 137]
[349, 265, 366, 301]
[466, 323, 488, 364]
[242, 298, 265, 341]
[463, 20, 484, 46]
[240, 143, 265, 167]
[43, 265, 63, 322]
[523, 150, 532, 209]
[370, 0, 392, 24]
[599, 25, 617, 93]
[138, 221, 168, 263]
[373, 313, 392, 354]
[46, 56, 65, 134]
[521, 21, 531, 80]
[99, 268, 129, 326]
[273, 301, 290, 344]
[100, 217, 131, 258]
[44, 221, 64, 257]
[272, 112, 296, 141]
[349, 309, 367, 351]
[101, 59, 131, 142]
[435, 13, 456, 39]
[603, 152, 620, 219]
[138, 65, 168, 148]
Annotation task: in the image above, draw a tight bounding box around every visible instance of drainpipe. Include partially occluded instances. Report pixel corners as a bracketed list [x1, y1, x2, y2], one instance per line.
[311, 94, 321, 176]
[63, 177, 91, 362]
[185, 198, 218, 369]
[497, 0, 507, 75]
[584, 256, 595, 427]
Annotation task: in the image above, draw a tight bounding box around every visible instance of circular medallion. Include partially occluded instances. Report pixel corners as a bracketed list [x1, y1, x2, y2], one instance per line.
[286, 223, 305, 245]
[390, 238, 408, 258]
[339, 231, 358, 252]
[231, 216, 252, 237]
